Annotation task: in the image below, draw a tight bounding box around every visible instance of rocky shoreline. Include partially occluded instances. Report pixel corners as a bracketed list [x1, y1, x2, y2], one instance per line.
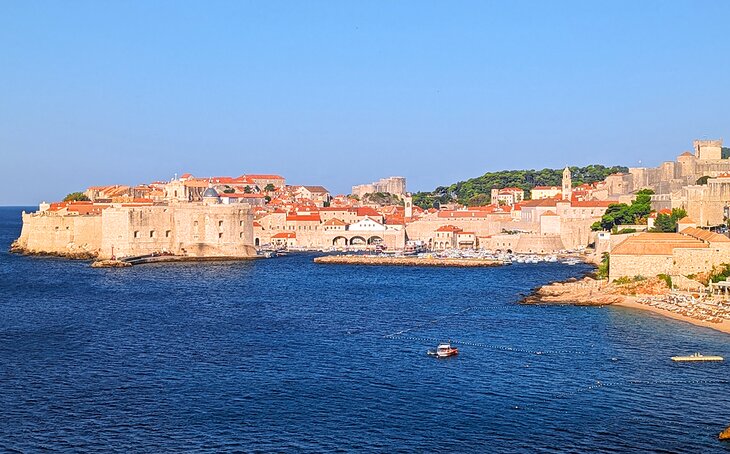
[520, 276, 626, 306]
[90, 259, 132, 268]
[313, 255, 505, 267]
[520, 274, 672, 306]
[9, 241, 97, 260]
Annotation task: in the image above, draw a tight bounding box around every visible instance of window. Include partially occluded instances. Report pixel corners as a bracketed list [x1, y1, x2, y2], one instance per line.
[218, 232, 223, 239]
[219, 220, 223, 227]
[150, 230, 155, 238]
[165, 230, 171, 238]
[239, 232, 243, 239]
[134, 231, 140, 238]
[239, 220, 243, 227]
[194, 221, 198, 227]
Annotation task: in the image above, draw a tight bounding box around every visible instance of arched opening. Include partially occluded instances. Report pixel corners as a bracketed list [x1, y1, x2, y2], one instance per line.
[255, 238, 260, 247]
[350, 236, 367, 246]
[332, 236, 348, 246]
[367, 236, 384, 245]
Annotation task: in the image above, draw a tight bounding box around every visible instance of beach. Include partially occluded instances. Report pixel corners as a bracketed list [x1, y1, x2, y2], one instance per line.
[615, 297, 730, 335]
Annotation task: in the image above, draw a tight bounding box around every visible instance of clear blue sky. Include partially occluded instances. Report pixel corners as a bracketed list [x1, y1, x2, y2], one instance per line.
[1, 1, 729, 205]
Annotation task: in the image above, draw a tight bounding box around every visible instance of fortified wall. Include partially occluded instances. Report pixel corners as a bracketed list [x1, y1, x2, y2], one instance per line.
[15, 211, 102, 257]
[13, 204, 256, 260]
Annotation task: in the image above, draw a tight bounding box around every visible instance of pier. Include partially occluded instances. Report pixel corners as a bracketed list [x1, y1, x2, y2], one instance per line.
[313, 255, 506, 267]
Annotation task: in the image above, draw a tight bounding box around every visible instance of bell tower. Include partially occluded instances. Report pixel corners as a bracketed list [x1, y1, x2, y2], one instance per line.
[562, 166, 572, 201]
[404, 193, 413, 219]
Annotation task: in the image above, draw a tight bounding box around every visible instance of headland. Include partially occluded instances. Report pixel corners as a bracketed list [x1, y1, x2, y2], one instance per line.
[523, 275, 730, 335]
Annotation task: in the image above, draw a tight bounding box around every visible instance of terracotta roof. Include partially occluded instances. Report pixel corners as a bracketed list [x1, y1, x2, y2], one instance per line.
[296, 185, 329, 194]
[677, 217, 695, 224]
[244, 174, 284, 179]
[541, 210, 558, 216]
[436, 225, 463, 232]
[612, 232, 708, 255]
[272, 232, 296, 239]
[286, 213, 321, 222]
[680, 227, 730, 243]
[323, 218, 347, 226]
[355, 207, 380, 217]
[679, 151, 693, 157]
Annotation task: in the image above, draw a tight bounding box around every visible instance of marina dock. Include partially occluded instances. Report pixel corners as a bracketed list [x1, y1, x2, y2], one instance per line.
[313, 255, 506, 267]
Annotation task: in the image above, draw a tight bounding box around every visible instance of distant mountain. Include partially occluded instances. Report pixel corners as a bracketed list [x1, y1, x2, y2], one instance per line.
[412, 164, 629, 209]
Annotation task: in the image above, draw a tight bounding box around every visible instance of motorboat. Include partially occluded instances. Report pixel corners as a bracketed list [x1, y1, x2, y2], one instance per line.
[428, 342, 459, 358]
[671, 352, 724, 362]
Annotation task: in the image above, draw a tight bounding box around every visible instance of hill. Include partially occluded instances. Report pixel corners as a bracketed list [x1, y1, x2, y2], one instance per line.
[412, 164, 629, 209]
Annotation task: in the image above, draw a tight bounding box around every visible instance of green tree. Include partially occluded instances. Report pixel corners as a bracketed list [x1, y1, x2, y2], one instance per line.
[264, 183, 276, 192]
[63, 192, 90, 202]
[467, 193, 490, 206]
[592, 189, 654, 231]
[413, 164, 629, 207]
[696, 175, 710, 185]
[596, 253, 610, 279]
[651, 208, 688, 233]
[244, 186, 253, 194]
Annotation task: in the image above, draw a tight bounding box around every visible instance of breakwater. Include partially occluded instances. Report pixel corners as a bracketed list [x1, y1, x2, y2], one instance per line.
[313, 255, 506, 267]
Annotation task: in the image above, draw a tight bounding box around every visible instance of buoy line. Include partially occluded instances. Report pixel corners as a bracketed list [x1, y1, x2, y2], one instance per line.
[554, 378, 730, 399]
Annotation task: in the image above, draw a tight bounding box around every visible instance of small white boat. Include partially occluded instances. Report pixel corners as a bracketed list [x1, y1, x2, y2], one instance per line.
[671, 352, 724, 362]
[428, 342, 459, 358]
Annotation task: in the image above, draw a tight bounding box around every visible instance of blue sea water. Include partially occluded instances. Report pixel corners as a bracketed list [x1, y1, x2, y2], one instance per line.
[1, 206, 730, 453]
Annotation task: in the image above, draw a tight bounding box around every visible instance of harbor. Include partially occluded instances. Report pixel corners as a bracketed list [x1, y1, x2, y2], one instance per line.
[313, 254, 505, 267]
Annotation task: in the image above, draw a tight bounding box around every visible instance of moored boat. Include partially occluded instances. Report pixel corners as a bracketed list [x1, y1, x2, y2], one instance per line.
[671, 352, 724, 362]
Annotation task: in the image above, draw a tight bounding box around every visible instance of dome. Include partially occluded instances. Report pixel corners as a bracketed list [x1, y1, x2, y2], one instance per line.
[202, 187, 219, 198]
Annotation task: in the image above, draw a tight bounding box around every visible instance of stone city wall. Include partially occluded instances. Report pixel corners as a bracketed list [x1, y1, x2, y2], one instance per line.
[14, 204, 256, 260]
[14, 211, 103, 257]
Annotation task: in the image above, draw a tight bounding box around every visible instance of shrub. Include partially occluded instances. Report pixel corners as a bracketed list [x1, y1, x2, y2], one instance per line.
[658, 274, 672, 288]
[63, 192, 90, 202]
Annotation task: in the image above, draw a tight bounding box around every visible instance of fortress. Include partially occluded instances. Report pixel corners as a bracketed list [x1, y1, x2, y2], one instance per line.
[12, 188, 256, 260]
[627, 139, 730, 226]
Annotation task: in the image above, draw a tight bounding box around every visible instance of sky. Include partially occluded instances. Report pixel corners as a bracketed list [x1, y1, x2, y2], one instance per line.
[1, 1, 729, 205]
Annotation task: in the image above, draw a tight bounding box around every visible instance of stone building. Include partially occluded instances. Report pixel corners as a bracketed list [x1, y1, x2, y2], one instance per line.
[14, 201, 257, 260]
[609, 228, 730, 282]
[352, 176, 407, 198]
[629, 139, 728, 199]
[652, 173, 730, 227]
[490, 187, 525, 206]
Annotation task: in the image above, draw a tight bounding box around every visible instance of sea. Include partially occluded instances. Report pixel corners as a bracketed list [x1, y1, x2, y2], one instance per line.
[1, 206, 729, 453]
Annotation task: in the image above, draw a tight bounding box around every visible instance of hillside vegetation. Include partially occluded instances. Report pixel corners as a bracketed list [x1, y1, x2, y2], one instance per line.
[412, 165, 628, 209]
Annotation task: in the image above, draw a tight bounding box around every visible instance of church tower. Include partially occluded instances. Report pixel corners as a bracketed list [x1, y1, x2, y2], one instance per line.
[562, 166, 572, 201]
[404, 193, 413, 219]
